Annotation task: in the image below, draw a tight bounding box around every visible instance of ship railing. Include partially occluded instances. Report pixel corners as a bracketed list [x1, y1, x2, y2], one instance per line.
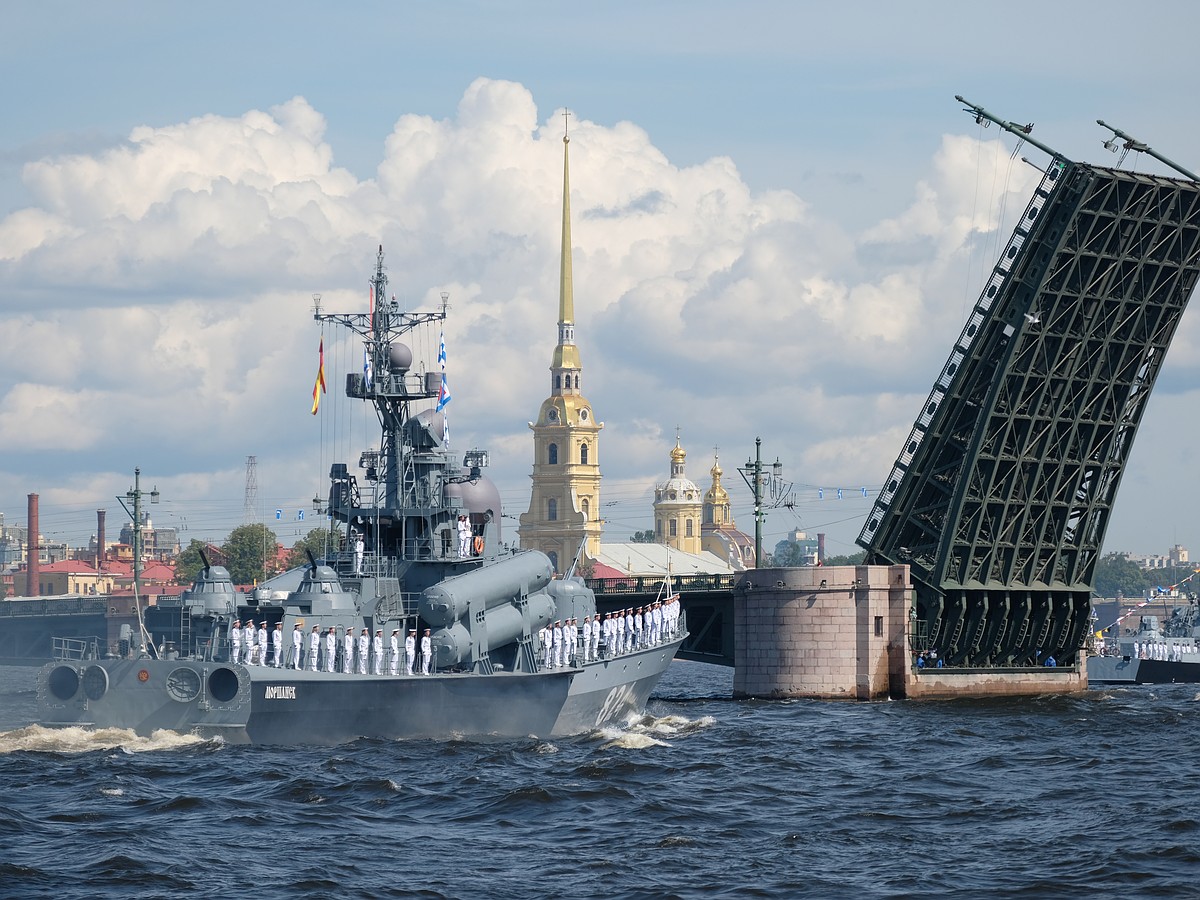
[52, 636, 100, 661]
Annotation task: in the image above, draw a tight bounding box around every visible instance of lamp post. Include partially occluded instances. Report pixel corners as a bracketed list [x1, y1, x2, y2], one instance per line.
[737, 438, 794, 568]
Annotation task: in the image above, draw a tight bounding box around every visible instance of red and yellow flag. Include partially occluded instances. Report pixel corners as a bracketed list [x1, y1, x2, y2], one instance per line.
[311, 337, 327, 415]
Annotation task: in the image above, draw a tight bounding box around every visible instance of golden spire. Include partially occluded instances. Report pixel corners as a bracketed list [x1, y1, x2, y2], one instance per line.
[552, 110, 580, 373]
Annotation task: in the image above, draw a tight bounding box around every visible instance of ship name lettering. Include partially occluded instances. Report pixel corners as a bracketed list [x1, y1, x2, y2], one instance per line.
[264, 685, 296, 700]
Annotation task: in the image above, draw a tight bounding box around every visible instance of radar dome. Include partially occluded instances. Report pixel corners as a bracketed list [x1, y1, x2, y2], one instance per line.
[446, 476, 503, 542]
[389, 343, 413, 372]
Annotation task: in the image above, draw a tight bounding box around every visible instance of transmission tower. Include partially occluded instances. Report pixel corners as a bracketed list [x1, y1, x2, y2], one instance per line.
[244, 455, 258, 524]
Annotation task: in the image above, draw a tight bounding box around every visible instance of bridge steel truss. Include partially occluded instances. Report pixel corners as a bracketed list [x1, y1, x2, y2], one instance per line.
[860, 159, 1200, 668]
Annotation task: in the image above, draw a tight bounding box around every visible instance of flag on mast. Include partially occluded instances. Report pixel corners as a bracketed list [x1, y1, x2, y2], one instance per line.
[311, 337, 327, 415]
[436, 329, 451, 446]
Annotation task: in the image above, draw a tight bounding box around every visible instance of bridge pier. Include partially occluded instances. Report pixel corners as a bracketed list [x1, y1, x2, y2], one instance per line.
[733, 565, 1085, 700]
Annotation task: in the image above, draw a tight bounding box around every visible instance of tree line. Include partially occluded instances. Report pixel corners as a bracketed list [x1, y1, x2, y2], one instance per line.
[174, 524, 338, 586]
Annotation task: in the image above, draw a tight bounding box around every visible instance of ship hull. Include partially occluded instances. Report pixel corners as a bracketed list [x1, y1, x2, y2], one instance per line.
[36, 639, 682, 744]
[1087, 655, 1200, 685]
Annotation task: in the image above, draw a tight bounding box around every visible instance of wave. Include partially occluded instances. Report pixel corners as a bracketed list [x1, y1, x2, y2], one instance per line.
[0, 724, 209, 754]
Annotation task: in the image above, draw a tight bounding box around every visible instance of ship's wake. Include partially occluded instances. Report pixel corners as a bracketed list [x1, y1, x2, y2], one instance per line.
[0, 724, 210, 754]
[595, 713, 716, 749]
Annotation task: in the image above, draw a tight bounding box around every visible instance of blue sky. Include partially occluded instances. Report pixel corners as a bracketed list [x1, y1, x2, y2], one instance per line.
[3, 1, 1200, 562]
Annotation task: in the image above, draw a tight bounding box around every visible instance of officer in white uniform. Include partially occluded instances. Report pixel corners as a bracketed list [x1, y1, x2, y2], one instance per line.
[246, 621, 260, 665]
[457, 515, 471, 557]
[552, 621, 563, 668]
[372, 630, 384, 675]
[581, 616, 592, 663]
[405, 629, 417, 675]
[259, 622, 269, 664]
[343, 627, 355, 673]
[358, 628, 370, 675]
[291, 623, 303, 668]
[308, 625, 321, 671]
[230, 620, 242, 664]
[354, 533, 364, 575]
[590, 614, 601, 661]
[324, 627, 337, 673]
[390, 630, 400, 675]
[272, 622, 284, 667]
[421, 628, 433, 675]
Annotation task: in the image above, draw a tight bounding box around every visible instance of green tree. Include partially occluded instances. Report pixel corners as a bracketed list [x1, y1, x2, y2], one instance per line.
[174, 539, 211, 585]
[770, 540, 807, 566]
[286, 527, 338, 570]
[823, 551, 866, 567]
[222, 523, 280, 585]
[1092, 552, 1152, 599]
[630, 530, 655, 543]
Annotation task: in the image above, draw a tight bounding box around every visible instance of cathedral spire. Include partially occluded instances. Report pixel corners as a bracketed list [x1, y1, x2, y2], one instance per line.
[551, 111, 580, 384]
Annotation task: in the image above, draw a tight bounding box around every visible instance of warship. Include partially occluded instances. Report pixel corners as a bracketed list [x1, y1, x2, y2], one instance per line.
[35, 247, 686, 744]
[1088, 612, 1200, 685]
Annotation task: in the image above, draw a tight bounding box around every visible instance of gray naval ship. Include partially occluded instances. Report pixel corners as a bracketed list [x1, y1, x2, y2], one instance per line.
[1088, 611, 1200, 685]
[35, 248, 685, 744]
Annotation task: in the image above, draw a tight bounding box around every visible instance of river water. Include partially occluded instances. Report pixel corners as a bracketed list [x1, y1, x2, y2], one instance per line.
[1, 662, 1197, 899]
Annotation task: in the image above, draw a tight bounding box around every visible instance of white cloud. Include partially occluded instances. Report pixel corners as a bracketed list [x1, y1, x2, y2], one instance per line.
[0, 78, 1107, 554]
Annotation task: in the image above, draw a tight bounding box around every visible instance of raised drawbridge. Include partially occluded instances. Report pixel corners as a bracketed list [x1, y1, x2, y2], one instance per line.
[860, 98, 1200, 668]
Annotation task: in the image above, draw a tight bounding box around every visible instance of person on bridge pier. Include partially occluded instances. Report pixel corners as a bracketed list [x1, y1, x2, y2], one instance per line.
[406, 629, 417, 675]
[230, 620, 242, 665]
[272, 622, 284, 667]
[291, 623, 303, 668]
[373, 630, 384, 675]
[390, 630, 400, 675]
[358, 628, 370, 675]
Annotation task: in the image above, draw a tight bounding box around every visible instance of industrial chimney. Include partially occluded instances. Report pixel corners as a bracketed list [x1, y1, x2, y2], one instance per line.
[26, 493, 39, 597]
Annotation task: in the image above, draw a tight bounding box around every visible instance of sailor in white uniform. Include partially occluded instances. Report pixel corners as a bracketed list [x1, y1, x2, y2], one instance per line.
[624, 609, 635, 654]
[567, 618, 578, 666]
[308, 625, 321, 671]
[541, 623, 553, 668]
[421, 628, 433, 675]
[258, 622, 269, 664]
[373, 630, 384, 675]
[457, 515, 471, 557]
[247, 621, 261, 665]
[590, 614, 601, 661]
[552, 621, 564, 668]
[358, 628, 370, 675]
[581, 616, 592, 663]
[272, 622, 284, 667]
[291, 623, 303, 668]
[230, 620, 242, 664]
[390, 630, 400, 675]
[354, 533, 364, 575]
[324, 627, 337, 673]
[343, 627, 355, 673]
[406, 629, 417, 675]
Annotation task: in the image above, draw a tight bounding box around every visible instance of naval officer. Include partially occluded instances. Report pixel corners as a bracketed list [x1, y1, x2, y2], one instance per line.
[230, 620, 242, 664]
[272, 622, 284, 667]
[308, 625, 321, 671]
[421, 628, 432, 675]
[390, 629, 400, 675]
[291, 623, 303, 668]
[343, 627, 355, 674]
[405, 629, 417, 675]
[358, 628, 370, 675]
[324, 627, 337, 673]
[246, 621, 260, 665]
[373, 630, 384, 675]
[258, 622, 269, 665]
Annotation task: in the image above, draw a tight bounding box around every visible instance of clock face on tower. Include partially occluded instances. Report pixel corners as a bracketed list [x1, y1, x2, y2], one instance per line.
[548, 408, 557, 422]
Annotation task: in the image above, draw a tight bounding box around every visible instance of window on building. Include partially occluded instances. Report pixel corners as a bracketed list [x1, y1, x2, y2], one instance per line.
[874, 616, 883, 637]
[686, 519, 693, 537]
[580, 443, 588, 465]
[574, 374, 580, 388]
[581, 499, 589, 520]
[548, 498, 558, 521]
[548, 443, 558, 465]
[554, 375, 561, 389]
[548, 551, 559, 572]
[656, 520, 662, 536]
[669, 520, 677, 537]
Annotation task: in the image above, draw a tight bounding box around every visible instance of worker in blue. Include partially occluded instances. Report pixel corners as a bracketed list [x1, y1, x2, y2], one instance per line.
[1044, 655, 1057, 667]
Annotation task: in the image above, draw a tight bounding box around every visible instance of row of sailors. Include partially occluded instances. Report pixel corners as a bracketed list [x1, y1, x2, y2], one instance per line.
[1133, 640, 1199, 661]
[537, 600, 682, 669]
[229, 620, 434, 675]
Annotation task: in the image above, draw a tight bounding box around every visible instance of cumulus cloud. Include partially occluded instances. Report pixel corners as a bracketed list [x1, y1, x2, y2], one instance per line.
[0, 78, 1048, 552]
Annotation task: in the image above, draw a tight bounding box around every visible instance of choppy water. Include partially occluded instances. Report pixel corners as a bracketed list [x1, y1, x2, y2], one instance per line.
[1, 662, 1198, 899]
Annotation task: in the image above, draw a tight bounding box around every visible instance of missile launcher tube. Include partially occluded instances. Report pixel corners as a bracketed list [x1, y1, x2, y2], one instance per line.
[434, 590, 556, 668]
[420, 551, 553, 626]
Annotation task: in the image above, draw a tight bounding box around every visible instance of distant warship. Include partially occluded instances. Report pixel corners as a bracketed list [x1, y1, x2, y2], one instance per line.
[35, 248, 685, 744]
[1088, 613, 1200, 685]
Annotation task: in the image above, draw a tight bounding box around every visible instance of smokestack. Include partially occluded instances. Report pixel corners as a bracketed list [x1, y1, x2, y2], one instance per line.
[26, 493, 39, 597]
[96, 509, 106, 573]
[817, 532, 825, 565]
